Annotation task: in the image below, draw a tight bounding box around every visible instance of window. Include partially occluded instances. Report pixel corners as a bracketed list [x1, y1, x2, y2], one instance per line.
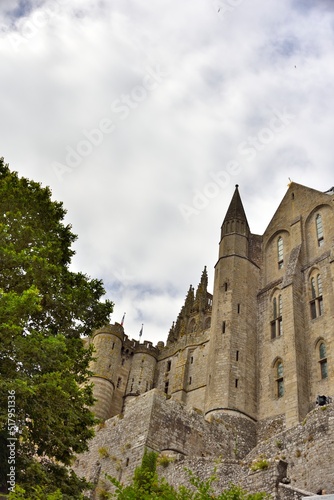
[164, 381, 169, 394]
[310, 273, 323, 319]
[222, 321, 226, 333]
[276, 361, 284, 398]
[277, 237, 284, 269]
[189, 376, 192, 385]
[319, 342, 328, 379]
[271, 294, 283, 339]
[117, 377, 122, 388]
[166, 360, 171, 372]
[316, 214, 324, 247]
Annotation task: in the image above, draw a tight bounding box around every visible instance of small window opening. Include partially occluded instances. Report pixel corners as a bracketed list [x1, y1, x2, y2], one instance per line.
[224, 282, 228, 292]
[277, 237, 284, 269]
[276, 361, 284, 398]
[271, 295, 283, 339]
[319, 342, 328, 379]
[316, 214, 324, 247]
[236, 350, 239, 361]
[164, 381, 169, 394]
[117, 377, 122, 388]
[126, 458, 130, 467]
[235, 379, 238, 388]
[189, 376, 192, 385]
[237, 304, 240, 314]
[310, 274, 324, 319]
[222, 321, 226, 333]
[166, 360, 171, 372]
[190, 356, 193, 364]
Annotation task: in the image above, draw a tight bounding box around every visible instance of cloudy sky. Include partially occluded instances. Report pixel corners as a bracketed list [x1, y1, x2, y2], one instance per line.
[1, 0, 334, 345]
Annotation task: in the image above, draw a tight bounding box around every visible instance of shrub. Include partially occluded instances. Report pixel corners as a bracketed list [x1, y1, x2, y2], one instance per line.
[98, 447, 109, 459]
[250, 458, 269, 471]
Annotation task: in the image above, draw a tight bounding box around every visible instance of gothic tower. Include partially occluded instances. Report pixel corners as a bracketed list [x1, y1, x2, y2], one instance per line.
[204, 185, 260, 425]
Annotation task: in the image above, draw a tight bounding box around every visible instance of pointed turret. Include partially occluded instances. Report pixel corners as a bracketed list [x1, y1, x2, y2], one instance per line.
[193, 266, 209, 312]
[205, 185, 259, 426]
[219, 185, 250, 260]
[167, 268, 212, 344]
[221, 184, 250, 240]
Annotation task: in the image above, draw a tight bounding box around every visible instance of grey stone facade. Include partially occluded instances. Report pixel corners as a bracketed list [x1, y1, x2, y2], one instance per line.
[75, 182, 334, 498]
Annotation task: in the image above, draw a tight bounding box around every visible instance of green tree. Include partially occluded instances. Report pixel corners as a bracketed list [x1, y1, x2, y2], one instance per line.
[0, 158, 114, 498]
[106, 450, 270, 500]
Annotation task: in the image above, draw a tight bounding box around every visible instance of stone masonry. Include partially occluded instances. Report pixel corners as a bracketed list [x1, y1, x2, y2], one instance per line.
[75, 182, 334, 498]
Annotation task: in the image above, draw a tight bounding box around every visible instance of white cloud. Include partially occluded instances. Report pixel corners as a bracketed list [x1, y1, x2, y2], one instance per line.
[1, 0, 334, 343]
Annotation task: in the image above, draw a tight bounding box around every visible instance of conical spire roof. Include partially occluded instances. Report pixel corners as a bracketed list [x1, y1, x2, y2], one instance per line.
[223, 185, 248, 226]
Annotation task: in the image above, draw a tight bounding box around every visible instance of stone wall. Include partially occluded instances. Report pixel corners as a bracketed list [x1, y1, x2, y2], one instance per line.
[158, 457, 309, 500]
[73, 389, 231, 499]
[247, 403, 334, 494]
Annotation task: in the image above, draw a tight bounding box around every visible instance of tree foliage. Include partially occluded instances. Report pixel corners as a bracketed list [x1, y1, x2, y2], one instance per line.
[0, 158, 113, 498]
[105, 450, 270, 500]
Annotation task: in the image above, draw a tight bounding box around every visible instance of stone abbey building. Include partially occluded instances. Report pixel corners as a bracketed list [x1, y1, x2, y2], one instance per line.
[76, 182, 334, 498]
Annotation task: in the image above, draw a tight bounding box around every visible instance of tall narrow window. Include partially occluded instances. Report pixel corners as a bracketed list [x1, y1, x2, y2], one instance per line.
[271, 294, 283, 338]
[276, 361, 284, 398]
[277, 237, 284, 269]
[310, 273, 323, 319]
[316, 214, 324, 246]
[319, 342, 328, 379]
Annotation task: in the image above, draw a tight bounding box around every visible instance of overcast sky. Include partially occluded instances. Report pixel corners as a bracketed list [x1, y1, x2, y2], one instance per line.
[1, 0, 334, 345]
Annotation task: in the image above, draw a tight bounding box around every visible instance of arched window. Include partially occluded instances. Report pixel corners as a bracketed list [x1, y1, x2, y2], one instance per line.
[316, 214, 324, 247]
[310, 273, 323, 319]
[319, 342, 328, 379]
[277, 237, 284, 269]
[275, 360, 284, 398]
[271, 294, 283, 339]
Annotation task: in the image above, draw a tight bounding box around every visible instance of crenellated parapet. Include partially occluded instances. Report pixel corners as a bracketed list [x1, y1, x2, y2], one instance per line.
[89, 323, 162, 420]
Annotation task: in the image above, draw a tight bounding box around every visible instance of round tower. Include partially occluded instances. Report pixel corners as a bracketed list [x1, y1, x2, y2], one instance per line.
[124, 341, 158, 407]
[204, 186, 259, 429]
[89, 323, 124, 421]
